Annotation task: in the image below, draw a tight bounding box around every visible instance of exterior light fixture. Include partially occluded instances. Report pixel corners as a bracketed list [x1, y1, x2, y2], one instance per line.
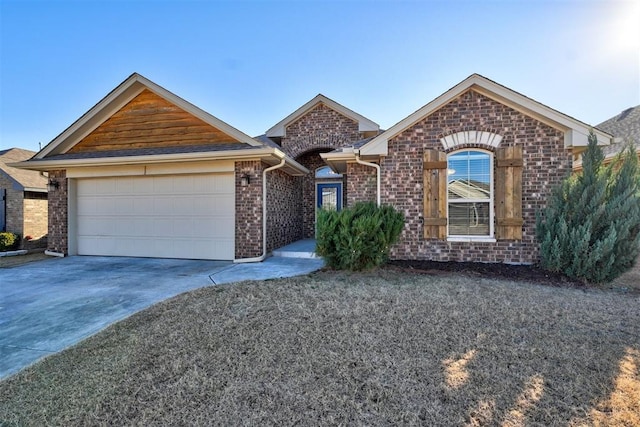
[240, 173, 251, 187]
[47, 178, 59, 191]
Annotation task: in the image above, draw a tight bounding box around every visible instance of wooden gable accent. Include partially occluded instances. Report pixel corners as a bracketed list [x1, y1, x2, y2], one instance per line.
[69, 89, 241, 153]
[423, 149, 448, 239]
[495, 145, 524, 240]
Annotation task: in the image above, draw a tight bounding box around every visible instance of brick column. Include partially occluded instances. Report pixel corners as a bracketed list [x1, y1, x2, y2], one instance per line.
[47, 170, 68, 254]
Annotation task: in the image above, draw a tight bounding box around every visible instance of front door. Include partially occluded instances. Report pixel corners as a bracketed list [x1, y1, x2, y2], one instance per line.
[316, 183, 342, 212]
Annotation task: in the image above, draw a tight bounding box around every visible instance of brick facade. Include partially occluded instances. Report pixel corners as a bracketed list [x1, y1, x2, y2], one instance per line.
[235, 161, 263, 259]
[282, 104, 360, 159]
[47, 170, 68, 254]
[235, 161, 303, 258]
[0, 175, 23, 236]
[23, 193, 48, 244]
[266, 168, 302, 252]
[346, 163, 377, 206]
[0, 176, 48, 249]
[280, 105, 360, 239]
[360, 90, 569, 264]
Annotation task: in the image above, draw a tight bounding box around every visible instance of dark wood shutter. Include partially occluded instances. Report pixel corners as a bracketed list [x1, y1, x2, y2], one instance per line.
[423, 149, 447, 239]
[495, 145, 523, 240]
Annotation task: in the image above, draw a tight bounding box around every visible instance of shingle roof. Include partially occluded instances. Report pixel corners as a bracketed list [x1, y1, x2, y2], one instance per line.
[597, 105, 640, 157]
[0, 148, 47, 191]
[253, 134, 282, 149]
[40, 143, 258, 161]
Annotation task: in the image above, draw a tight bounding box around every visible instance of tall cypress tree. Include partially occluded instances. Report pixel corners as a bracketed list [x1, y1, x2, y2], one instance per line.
[536, 131, 640, 283]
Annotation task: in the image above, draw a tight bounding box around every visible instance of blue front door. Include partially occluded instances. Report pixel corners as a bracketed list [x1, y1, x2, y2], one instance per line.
[316, 183, 342, 211]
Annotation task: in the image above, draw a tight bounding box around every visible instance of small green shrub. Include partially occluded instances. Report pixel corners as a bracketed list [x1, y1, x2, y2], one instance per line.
[0, 232, 19, 251]
[316, 202, 405, 271]
[536, 131, 640, 284]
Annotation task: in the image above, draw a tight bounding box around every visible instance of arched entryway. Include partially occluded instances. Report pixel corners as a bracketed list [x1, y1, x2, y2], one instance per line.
[295, 149, 346, 238]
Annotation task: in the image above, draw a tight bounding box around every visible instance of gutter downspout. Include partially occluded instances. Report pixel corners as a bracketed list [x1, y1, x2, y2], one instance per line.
[234, 158, 287, 263]
[355, 152, 381, 207]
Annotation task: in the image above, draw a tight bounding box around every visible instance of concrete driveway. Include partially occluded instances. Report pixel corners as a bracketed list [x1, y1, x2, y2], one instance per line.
[0, 255, 323, 379]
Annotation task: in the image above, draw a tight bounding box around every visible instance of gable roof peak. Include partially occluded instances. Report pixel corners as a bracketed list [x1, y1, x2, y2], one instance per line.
[265, 93, 379, 138]
[35, 73, 263, 159]
[357, 73, 612, 156]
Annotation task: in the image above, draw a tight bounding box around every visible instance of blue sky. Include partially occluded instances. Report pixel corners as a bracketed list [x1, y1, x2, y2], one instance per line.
[1, 0, 639, 153]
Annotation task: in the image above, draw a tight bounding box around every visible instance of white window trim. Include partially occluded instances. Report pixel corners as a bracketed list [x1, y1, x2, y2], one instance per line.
[446, 148, 494, 240]
[447, 237, 497, 243]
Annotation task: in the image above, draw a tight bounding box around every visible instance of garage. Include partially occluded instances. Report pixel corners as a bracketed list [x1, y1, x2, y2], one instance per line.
[75, 173, 235, 260]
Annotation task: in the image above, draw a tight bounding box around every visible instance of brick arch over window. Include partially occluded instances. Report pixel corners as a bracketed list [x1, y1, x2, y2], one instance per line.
[423, 145, 523, 240]
[439, 130, 503, 150]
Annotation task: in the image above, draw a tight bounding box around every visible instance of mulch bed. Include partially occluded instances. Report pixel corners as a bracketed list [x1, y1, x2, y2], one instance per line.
[387, 260, 590, 289]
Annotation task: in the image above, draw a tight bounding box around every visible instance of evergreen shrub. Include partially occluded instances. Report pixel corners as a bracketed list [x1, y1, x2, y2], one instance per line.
[536, 131, 640, 283]
[0, 232, 19, 251]
[316, 202, 405, 271]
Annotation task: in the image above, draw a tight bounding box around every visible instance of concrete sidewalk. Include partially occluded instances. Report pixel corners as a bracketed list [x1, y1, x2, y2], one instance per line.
[0, 254, 324, 379]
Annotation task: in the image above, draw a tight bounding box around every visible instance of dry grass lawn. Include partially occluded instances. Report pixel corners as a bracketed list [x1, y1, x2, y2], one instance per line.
[612, 261, 640, 291]
[0, 251, 51, 268]
[0, 269, 638, 426]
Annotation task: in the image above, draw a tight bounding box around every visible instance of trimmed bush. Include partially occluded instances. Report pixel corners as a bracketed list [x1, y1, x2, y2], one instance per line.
[316, 202, 405, 271]
[536, 131, 640, 284]
[0, 232, 19, 251]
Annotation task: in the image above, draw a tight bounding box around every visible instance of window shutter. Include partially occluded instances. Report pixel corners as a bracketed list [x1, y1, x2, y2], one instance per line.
[423, 149, 447, 239]
[495, 145, 523, 240]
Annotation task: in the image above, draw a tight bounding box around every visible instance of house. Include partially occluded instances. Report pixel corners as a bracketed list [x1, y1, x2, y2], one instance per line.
[14, 73, 613, 264]
[597, 105, 639, 164]
[0, 148, 48, 247]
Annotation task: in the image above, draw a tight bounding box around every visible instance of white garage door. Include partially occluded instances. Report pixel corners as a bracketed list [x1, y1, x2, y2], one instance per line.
[76, 173, 235, 260]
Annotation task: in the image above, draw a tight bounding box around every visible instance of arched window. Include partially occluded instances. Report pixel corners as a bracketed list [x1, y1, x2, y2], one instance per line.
[447, 149, 493, 237]
[315, 166, 343, 179]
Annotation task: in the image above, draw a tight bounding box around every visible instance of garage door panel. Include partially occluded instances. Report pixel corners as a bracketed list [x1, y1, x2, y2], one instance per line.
[130, 177, 154, 194]
[94, 179, 117, 195]
[78, 217, 109, 236]
[173, 198, 196, 215]
[132, 198, 154, 215]
[77, 197, 97, 215]
[77, 173, 235, 260]
[153, 176, 175, 193]
[115, 198, 135, 215]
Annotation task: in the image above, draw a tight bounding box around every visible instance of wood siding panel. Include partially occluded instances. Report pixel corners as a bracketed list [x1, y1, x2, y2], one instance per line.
[495, 145, 524, 240]
[423, 149, 447, 239]
[70, 89, 240, 153]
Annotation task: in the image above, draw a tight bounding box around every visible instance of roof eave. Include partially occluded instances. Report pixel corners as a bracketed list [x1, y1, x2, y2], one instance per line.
[24, 187, 47, 193]
[320, 149, 382, 174]
[12, 147, 309, 176]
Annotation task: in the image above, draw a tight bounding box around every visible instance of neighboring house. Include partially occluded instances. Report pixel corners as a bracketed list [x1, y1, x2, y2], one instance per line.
[572, 105, 639, 171]
[14, 73, 612, 264]
[599, 105, 640, 162]
[0, 148, 48, 246]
